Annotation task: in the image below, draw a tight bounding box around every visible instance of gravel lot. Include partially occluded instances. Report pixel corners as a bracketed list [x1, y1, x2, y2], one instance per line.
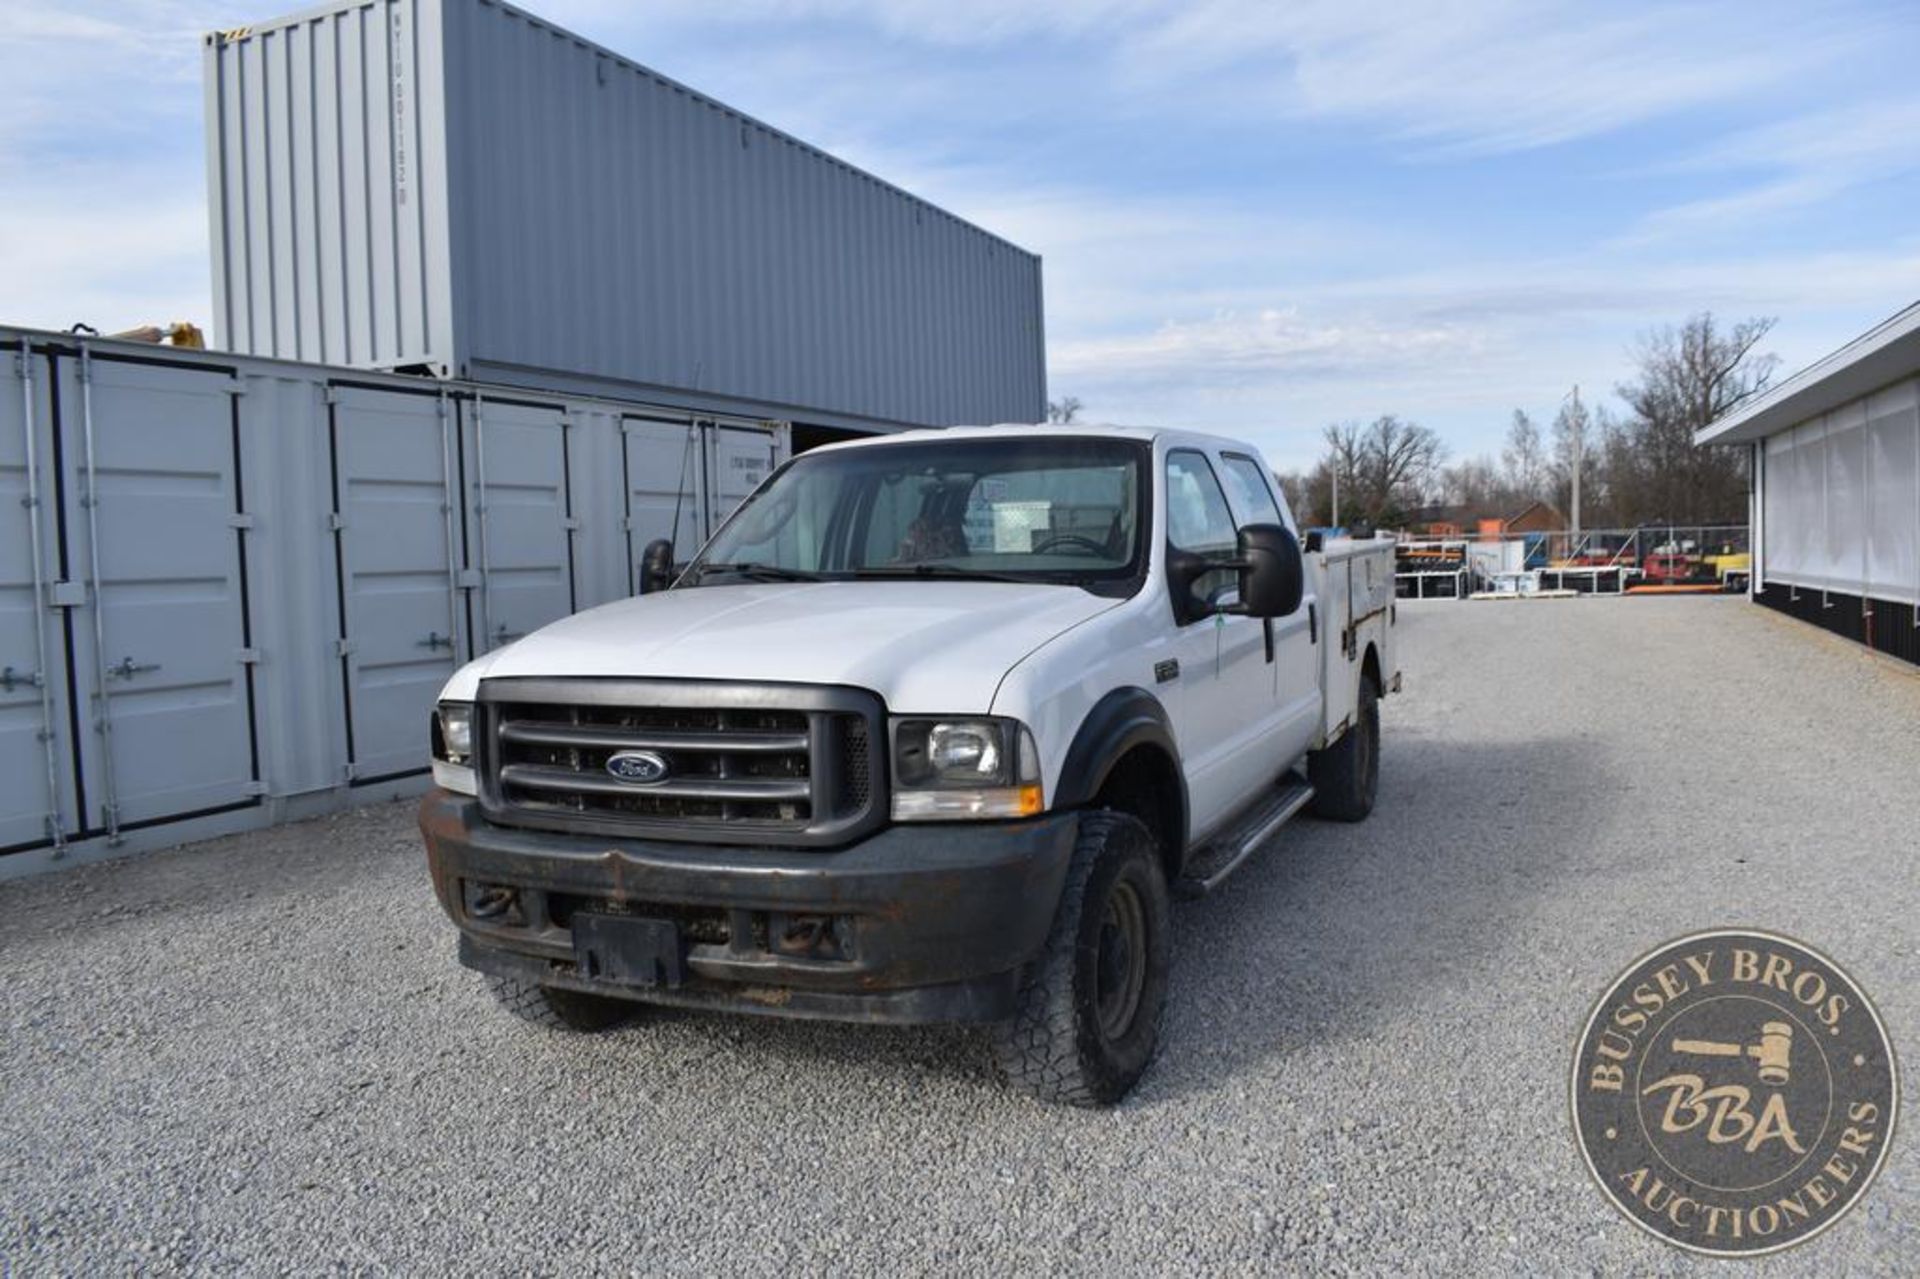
[3, 597, 1915, 1275]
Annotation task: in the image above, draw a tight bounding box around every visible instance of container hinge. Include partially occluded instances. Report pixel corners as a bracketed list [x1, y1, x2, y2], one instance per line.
[563, 517, 581, 531]
[235, 648, 262, 665]
[456, 569, 483, 589]
[45, 581, 87, 609]
[326, 512, 346, 532]
[242, 779, 270, 797]
[341, 761, 358, 782]
[224, 381, 246, 397]
[228, 513, 256, 530]
[620, 517, 632, 532]
[335, 638, 356, 657]
[323, 385, 341, 406]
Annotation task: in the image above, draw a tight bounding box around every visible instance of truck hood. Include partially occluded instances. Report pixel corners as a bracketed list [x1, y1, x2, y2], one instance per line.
[452, 581, 1124, 713]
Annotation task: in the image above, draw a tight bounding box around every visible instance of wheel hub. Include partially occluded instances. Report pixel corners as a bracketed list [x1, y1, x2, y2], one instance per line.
[1094, 879, 1148, 1042]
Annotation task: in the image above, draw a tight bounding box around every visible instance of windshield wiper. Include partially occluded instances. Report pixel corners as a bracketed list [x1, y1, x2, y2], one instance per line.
[690, 562, 825, 583]
[851, 563, 1038, 584]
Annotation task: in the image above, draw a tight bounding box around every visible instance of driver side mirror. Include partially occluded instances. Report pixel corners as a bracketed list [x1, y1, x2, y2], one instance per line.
[1225, 524, 1303, 618]
[639, 538, 676, 594]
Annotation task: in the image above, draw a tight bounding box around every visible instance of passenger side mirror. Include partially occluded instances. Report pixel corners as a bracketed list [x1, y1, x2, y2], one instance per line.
[639, 538, 676, 594]
[1226, 524, 1303, 618]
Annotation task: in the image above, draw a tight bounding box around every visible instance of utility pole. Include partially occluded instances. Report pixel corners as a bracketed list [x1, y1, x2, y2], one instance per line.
[1331, 460, 1341, 529]
[1566, 384, 1584, 541]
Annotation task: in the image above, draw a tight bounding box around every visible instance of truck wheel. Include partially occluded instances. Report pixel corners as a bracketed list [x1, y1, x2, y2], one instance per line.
[486, 974, 635, 1032]
[991, 812, 1170, 1106]
[1309, 674, 1379, 822]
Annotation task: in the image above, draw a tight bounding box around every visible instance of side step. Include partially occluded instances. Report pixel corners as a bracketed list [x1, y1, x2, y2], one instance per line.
[1173, 774, 1315, 899]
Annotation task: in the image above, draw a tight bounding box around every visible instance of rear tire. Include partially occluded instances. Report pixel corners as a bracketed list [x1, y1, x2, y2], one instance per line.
[1309, 674, 1380, 822]
[991, 812, 1171, 1106]
[487, 974, 636, 1032]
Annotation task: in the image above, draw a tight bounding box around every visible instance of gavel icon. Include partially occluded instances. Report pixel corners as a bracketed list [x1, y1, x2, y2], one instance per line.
[1672, 1022, 1794, 1086]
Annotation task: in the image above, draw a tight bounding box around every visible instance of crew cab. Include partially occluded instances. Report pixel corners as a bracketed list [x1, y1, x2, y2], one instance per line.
[419, 424, 1399, 1104]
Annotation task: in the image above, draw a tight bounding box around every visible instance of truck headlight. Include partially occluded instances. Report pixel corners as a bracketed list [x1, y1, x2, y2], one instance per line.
[891, 718, 1043, 821]
[431, 701, 476, 796]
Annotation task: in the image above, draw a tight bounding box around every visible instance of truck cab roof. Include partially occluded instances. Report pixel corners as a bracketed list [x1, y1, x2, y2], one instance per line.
[808, 422, 1265, 459]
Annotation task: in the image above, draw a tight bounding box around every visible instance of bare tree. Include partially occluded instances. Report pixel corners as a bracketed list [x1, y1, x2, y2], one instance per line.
[1501, 409, 1547, 501]
[1320, 415, 1445, 528]
[1275, 470, 1313, 525]
[1612, 313, 1776, 523]
[1439, 455, 1501, 512]
[1047, 396, 1083, 424]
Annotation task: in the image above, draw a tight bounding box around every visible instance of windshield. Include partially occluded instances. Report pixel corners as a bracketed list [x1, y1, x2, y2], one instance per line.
[686, 436, 1148, 588]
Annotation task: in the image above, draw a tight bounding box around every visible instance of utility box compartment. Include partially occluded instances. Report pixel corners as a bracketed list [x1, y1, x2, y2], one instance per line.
[204, 0, 1046, 431]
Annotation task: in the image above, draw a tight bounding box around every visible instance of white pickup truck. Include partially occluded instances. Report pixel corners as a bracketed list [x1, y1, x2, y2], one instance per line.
[419, 424, 1398, 1104]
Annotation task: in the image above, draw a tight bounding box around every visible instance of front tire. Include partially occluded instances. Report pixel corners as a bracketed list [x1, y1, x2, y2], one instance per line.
[487, 974, 636, 1032]
[1309, 673, 1380, 822]
[991, 812, 1171, 1106]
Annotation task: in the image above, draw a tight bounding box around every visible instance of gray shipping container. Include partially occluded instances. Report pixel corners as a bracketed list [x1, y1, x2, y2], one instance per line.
[1, 323, 785, 878]
[204, 0, 1047, 431]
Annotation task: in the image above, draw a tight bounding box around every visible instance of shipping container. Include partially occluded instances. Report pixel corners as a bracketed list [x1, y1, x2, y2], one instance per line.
[0, 323, 786, 877]
[204, 0, 1047, 433]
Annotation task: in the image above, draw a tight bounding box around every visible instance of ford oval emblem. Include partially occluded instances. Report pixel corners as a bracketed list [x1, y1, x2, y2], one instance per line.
[605, 749, 670, 784]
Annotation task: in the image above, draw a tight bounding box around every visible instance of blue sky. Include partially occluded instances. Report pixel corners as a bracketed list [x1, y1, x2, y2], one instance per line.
[3, 1, 1918, 472]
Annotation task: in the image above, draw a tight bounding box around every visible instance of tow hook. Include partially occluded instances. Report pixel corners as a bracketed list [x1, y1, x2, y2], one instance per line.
[468, 885, 518, 920]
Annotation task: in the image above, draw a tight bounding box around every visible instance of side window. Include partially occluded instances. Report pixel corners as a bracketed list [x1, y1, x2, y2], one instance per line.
[1165, 450, 1240, 618]
[1220, 453, 1286, 529]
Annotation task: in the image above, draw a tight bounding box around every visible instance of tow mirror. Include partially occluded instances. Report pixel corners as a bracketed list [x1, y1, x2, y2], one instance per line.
[1226, 524, 1303, 618]
[639, 538, 676, 594]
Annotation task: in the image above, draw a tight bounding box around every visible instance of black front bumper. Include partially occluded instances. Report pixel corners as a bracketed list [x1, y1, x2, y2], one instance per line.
[419, 791, 1079, 1024]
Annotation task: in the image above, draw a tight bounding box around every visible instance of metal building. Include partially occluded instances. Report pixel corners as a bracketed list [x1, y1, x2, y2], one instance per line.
[204, 0, 1047, 432]
[1698, 301, 1920, 665]
[2, 325, 786, 875]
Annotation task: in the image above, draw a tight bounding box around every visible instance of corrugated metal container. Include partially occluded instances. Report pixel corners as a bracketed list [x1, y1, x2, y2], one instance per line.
[1, 322, 786, 878]
[204, 0, 1046, 431]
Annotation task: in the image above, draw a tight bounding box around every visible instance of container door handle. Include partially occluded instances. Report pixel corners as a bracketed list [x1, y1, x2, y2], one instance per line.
[105, 656, 161, 681]
[1, 665, 43, 692]
[417, 631, 454, 651]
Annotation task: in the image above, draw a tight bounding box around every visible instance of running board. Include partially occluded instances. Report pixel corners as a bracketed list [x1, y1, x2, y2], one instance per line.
[1173, 775, 1315, 899]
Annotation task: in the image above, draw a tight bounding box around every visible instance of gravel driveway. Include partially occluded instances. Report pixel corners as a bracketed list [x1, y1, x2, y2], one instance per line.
[3, 597, 1915, 1274]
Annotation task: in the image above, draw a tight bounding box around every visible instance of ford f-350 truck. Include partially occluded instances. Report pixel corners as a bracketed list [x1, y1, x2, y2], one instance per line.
[419, 425, 1398, 1104]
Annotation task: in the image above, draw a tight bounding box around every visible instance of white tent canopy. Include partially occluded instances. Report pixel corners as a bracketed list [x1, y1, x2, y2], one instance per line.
[1762, 375, 1920, 604]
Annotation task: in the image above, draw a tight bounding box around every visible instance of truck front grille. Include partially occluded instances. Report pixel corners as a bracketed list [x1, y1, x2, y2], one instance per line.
[475, 679, 884, 847]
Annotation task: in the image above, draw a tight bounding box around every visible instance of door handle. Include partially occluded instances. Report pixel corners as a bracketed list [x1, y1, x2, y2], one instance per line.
[1, 665, 43, 692]
[491, 623, 524, 645]
[417, 631, 455, 651]
[105, 656, 161, 681]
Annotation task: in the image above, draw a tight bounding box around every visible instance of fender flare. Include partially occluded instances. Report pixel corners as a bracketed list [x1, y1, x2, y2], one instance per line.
[1052, 687, 1189, 849]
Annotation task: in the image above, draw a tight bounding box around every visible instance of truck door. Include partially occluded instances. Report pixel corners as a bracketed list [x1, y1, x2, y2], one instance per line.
[1219, 451, 1319, 763]
[1162, 450, 1282, 837]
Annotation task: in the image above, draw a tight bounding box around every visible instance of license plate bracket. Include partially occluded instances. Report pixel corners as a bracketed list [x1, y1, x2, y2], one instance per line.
[571, 914, 685, 988]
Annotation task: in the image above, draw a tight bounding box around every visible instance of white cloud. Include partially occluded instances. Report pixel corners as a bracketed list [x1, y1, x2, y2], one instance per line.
[572, 0, 1867, 155]
[1052, 309, 1479, 384]
[0, 185, 210, 332]
[1624, 98, 1920, 242]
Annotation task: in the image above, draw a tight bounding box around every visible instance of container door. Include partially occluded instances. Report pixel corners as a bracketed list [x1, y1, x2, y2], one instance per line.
[703, 419, 779, 535]
[63, 352, 259, 831]
[622, 414, 704, 591]
[465, 397, 576, 651]
[328, 384, 463, 783]
[0, 343, 81, 852]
